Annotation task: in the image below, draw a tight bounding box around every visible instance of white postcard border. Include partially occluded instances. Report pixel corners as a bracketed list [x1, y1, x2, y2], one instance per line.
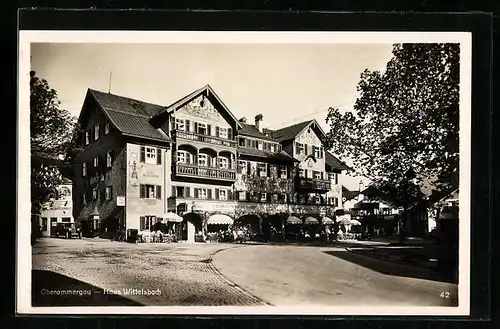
[17, 30, 472, 316]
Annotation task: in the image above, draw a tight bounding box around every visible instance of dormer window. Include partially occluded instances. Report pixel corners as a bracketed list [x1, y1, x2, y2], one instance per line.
[85, 131, 90, 145]
[175, 118, 185, 131]
[258, 141, 263, 151]
[104, 122, 110, 135]
[296, 142, 304, 155]
[313, 146, 321, 158]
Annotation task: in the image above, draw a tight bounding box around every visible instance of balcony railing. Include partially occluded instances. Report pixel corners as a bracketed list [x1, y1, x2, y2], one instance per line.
[296, 177, 332, 192]
[174, 163, 237, 181]
[173, 130, 238, 148]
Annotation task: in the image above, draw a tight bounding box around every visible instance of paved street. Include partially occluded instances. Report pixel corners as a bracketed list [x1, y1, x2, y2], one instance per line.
[32, 238, 458, 307]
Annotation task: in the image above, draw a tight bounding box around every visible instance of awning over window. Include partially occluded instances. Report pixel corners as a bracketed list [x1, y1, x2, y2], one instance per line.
[207, 214, 233, 225]
[304, 216, 319, 225]
[287, 216, 302, 225]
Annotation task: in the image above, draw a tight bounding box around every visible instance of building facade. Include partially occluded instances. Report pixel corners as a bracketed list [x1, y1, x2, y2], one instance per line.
[40, 177, 74, 237]
[73, 85, 349, 241]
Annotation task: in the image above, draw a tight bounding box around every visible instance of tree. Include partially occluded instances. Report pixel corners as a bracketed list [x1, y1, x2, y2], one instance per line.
[325, 43, 459, 233]
[30, 71, 81, 213]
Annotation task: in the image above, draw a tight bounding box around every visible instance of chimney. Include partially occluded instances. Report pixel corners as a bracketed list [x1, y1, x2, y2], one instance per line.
[239, 117, 247, 123]
[358, 180, 364, 201]
[255, 114, 263, 132]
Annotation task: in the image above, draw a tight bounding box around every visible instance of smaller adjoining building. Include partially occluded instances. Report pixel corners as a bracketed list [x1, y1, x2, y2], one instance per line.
[39, 177, 74, 237]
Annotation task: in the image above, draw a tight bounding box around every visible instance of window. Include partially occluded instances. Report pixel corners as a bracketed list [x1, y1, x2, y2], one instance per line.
[280, 166, 288, 179]
[62, 217, 71, 223]
[82, 162, 87, 176]
[260, 193, 267, 202]
[217, 189, 227, 200]
[314, 171, 322, 180]
[296, 142, 304, 155]
[175, 118, 185, 131]
[197, 122, 207, 135]
[198, 153, 208, 167]
[140, 216, 156, 231]
[85, 131, 90, 145]
[41, 218, 47, 231]
[270, 165, 278, 177]
[104, 122, 110, 134]
[198, 188, 207, 199]
[329, 173, 339, 185]
[219, 157, 229, 169]
[239, 137, 246, 147]
[92, 187, 98, 200]
[238, 160, 247, 174]
[105, 186, 112, 201]
[145, 147, 157, 164]
[218, 127, 228, 139]
[140, 184, 162, 199]
[93, 155, 100, 168]
[258, 162, 267, 177]
[106, 150, 113, 168]
[258, 141, 263, 150]
[177, 151, 187, 164]
[299, 169, 305, 178]
[176, 186, 188, 198]
[239, 191, 246, 201]
[313, 146, 321, 158]
[82, 193, 86, 205]
[94, 124, 100, 140]
[328, 197, 339, 207]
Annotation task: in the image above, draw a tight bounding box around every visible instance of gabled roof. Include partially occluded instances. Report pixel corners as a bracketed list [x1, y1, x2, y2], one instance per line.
[153, 84, 242, 129]
[87, 89, 171, 143]
[269, 119, 326, 143]
[342, 186, 360, 201]
[238, 148, 297, 164]
[239, 123, 276, 141]
[325, 152, 351, 172]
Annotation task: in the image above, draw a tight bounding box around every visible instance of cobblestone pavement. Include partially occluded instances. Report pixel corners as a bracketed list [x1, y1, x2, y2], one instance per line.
[32, 238, 268, 306]
[212, 244, 459, 307]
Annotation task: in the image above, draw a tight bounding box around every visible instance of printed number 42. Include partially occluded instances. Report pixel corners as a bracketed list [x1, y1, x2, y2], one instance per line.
[440, 292, 450, 299]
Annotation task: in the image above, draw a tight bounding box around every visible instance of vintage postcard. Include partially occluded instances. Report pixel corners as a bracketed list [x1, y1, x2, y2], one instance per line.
[17, 31, 471, 315]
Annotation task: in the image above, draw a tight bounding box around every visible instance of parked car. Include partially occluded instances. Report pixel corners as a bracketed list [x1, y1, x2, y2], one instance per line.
[54, 223, 82, 239]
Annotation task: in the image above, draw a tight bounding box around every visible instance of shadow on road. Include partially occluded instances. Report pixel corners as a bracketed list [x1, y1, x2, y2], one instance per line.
[32, 270, 143, 306]
[323, 250, 456, 284]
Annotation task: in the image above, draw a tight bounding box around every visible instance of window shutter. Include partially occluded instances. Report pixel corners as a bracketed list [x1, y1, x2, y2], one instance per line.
[207, 124, 212, 136]
[140, 185, 145, 198]
[156, 186, 161, 199]
[185, 120, 190, 132]
[172, 186, 176, 197]
[140, 216, 145, 231]
[192, 153, 197, 165]
[140, 146, 145, 162]
[215, 188, 219, 200]
[215, 126, 220, 137]
[207, 189, 212, 199]
[228, 189, 233, 200]
[320, 146, 324, 158]
[185, 187, 190, 198]
[171, 119, 175, 131]
[186, 153, 191, 165]
[228, 128, 233, 140]
[194, 122, 198, 133]
[157, 148, 162, 165]
[194, 188, 199, 198]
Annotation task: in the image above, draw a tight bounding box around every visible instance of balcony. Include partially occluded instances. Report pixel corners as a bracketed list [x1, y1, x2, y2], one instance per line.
[296, 177, 332, 192]
[174, 163, 237, 181]
[173, 130, 238, 148]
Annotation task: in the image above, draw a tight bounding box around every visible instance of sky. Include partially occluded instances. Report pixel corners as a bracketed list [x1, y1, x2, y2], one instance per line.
[31, 42, 394, 191]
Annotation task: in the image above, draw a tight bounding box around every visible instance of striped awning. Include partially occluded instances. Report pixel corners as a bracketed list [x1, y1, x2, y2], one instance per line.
[287, 216, 302, 225]
[304, 216, 319, 225]
[207, 214, 233, 225]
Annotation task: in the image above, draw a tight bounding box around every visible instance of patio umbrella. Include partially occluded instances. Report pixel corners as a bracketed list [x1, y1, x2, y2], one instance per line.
[304, 216, 319, 225]
[287, 216, 302, 225]
[164, 212, 183, 223]
[350, 219, 362, 226]
[321, 216, 334, 225]
[337, 218, 352, 225]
